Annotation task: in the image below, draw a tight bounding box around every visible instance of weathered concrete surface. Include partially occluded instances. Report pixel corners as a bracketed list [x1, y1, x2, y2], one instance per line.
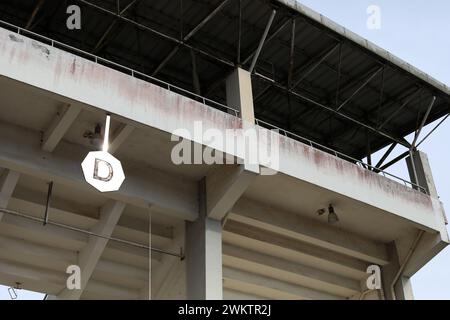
[0, 27, 446, 234]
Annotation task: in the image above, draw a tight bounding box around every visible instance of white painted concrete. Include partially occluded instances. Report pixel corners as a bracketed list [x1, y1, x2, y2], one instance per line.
[0, 27, 444, 235]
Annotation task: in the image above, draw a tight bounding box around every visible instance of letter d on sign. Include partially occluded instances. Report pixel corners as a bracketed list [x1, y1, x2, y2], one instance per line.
[82, 151, 125, 192]
[94, 158, 113, 182]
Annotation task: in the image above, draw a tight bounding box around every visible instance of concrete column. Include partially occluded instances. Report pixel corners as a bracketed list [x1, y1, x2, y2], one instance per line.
[226, 68, 260, 174]
[406, 150, 438, 198]
[381, 241, 416, 300]
[185, 179, 223, 299]
[226, 68, 255, 124]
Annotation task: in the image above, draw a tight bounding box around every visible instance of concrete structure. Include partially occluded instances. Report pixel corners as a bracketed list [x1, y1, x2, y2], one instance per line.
[0, 0, 448, 300]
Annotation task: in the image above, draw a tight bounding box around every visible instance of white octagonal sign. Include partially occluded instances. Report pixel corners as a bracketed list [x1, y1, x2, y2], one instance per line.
[81, 151, 125, 192]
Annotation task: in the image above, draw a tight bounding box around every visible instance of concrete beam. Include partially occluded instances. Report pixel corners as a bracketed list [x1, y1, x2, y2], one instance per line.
[55, 200, 125, 299]
[0, 169, 20, 220]
[223, 244, 360, 298]
[42, 104, 82, 152]
[230, 198, 389, 265]
[109, 124, 135, 154]
[0, 235, 148, 284]
[0, 122, 198, 220]
[224, 220, 368, 281]
[223, 267, 341, 300]
[9, 188, 172, 246]
[185, 179, 222, 299]
[206, 165, 255, 221]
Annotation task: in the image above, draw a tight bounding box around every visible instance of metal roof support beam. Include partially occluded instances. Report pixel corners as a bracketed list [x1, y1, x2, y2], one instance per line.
[92, 0, 141, 53]
[243, 18, 290, 66]
[152, 0, 232, 76]
[53, 200, 126, 300]
[0, 169, 20, 221]
[335, 43, 343, 107]
[249, 9, 277, 73]
[416, 113, 450, 148]
[26, 0, 45, 30]
[379, 150, 410, 171]
[291, 42, 340, 90]
[253, 72, 410, 148]
[336, 67, 383, 112]
[76, 0, 235, 68]
[411, 96, 436, 148]
[236, 0, 242, 65]
[374, 142, 397, 170]
[287, 18, 296, 88]
[378, 88, 422, 130]
[42, 104, 82, 153]
[190, 49, 201, 95]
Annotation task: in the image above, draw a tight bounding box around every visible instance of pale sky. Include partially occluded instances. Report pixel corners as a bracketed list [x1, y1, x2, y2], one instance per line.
[1, 0, 449, 300]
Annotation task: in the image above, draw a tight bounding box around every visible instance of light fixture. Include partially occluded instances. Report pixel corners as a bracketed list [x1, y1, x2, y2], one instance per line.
[83, 123, 103, 148]
[327, 204, 339, 224]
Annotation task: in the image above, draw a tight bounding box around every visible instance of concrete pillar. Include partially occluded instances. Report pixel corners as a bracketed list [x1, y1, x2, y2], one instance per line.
[406, 150, 438, 198]
[226, 68, 255, 124]
[185, 179, 223, 299]
[226, 68, 260, 174]
[381, 241, 415, 300]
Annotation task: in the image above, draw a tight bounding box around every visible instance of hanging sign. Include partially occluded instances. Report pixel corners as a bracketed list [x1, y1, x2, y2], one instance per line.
[81, 115, 125, 192]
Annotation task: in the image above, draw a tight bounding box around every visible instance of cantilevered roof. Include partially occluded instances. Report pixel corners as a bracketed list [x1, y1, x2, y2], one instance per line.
[0, 0, 449, 161]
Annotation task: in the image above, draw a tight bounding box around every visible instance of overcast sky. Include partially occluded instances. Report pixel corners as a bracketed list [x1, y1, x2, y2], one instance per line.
[1, 0, 449, 300]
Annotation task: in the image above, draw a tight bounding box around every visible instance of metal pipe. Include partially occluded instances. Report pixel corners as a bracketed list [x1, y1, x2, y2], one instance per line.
[75, 0, 235, 68]
[253, 72, 411, 149]
[411, 96, 436, 147]
[337, 67, 383, 112]
[43, 181, 53, 226]
[417, 113, 450, 148]
[378, 88, 422, 130]
[390, 230, 425, 300]
[249, 9, 276, 73]
[291, 42, 340, 90]
[243, 18, 290, 65]
[0, 207, 184, 259]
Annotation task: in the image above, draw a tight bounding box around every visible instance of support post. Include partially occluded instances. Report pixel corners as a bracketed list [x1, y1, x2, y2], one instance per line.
[406, 150, 438, 197]
[185, 179, 223, 300]
[226, 67, 260, 174]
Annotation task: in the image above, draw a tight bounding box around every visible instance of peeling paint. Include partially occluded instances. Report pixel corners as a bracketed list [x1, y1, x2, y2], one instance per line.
[8, 34, 23, 43]
[31, 41, 50, 58]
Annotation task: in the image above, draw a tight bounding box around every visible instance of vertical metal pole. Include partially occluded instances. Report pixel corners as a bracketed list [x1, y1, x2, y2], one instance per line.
[287, 18, 296, 88]
[44, 181, 53, 226]
[237, 0, 242, 65]
[335, 43, 342, 107]
[191, 49, 201, 95]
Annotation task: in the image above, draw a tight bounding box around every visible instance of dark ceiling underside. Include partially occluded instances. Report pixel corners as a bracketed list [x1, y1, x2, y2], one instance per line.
[0, 0, 449, 162]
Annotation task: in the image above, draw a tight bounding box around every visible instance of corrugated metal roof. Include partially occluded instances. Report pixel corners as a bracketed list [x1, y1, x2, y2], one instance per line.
[0, 0, 448, 160]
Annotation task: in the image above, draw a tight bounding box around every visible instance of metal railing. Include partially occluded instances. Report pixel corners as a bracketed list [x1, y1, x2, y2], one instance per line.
[0, 20, 427, 194]
[0, 19, 239, 117]
[255, 118, 428, 194]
